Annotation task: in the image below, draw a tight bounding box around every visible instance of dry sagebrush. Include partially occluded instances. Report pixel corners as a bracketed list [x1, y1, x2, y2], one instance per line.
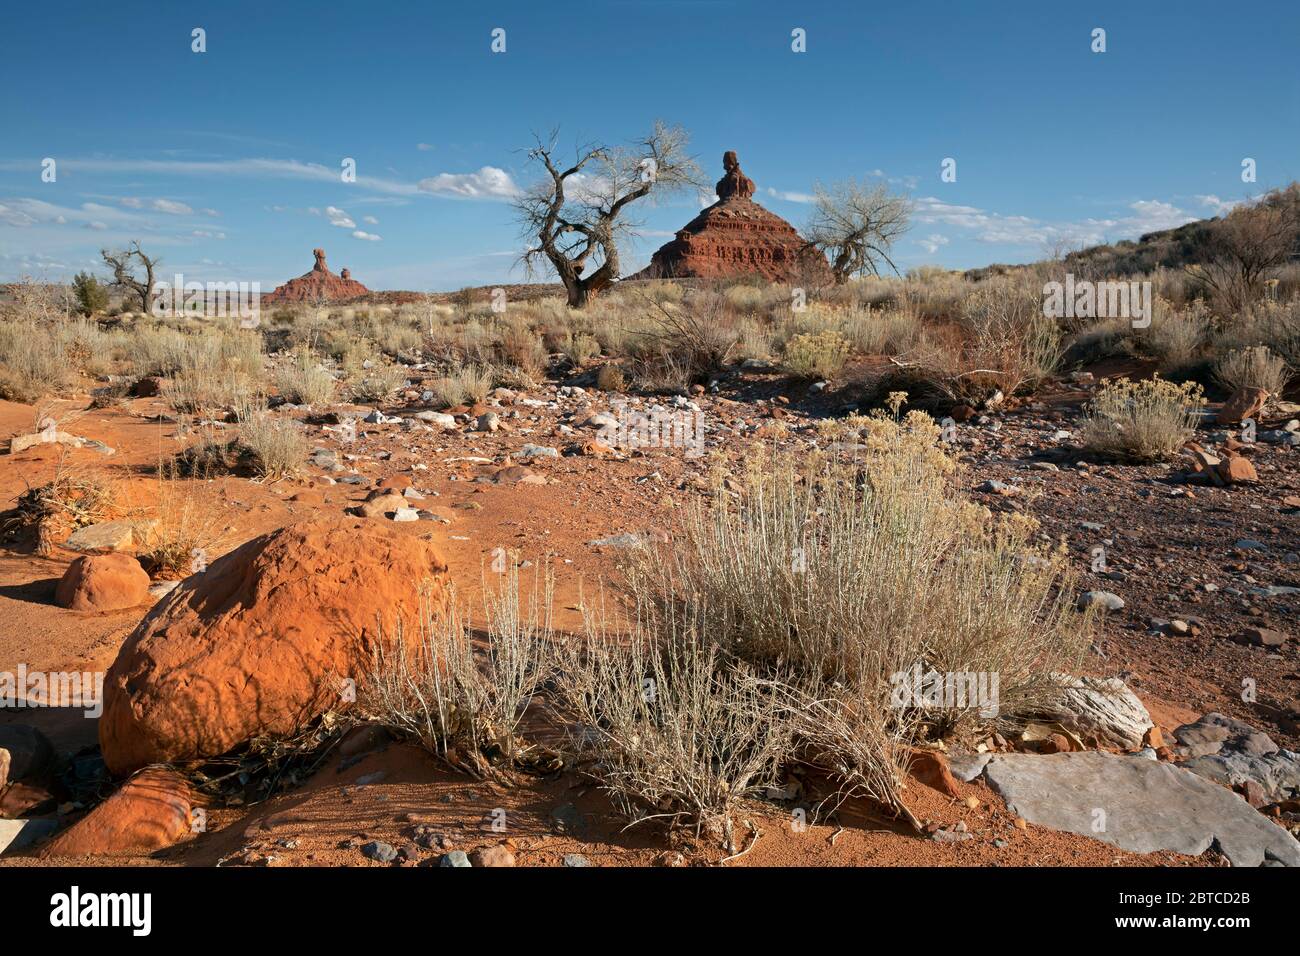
[1080, 376, 1204, 462]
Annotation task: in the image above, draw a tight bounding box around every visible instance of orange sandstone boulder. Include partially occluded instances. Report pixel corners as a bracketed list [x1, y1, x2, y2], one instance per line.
[39, 769, 192, 858]
[1216, 386, 1268, 425]
[99, 520, 450, 775]
[55, 553, 150, 613]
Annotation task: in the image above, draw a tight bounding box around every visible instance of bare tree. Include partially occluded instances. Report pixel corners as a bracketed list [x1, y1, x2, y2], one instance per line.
[1192, 186, 1300, 314]
[514, 121, 702, 308]
[805, 179, 913, 284]
[100, 240, 159, 313]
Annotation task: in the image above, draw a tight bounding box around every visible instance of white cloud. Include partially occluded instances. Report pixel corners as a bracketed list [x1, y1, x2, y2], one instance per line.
[362, 215, 379, 225]
[417, 143, 435, 152]
[192, 230, 226, 239]
[151, 198, 193, 215]
[84, 221, 107, 230]
[0, 203, 37, 227]
[1196, 194, 1247, 216]
[916, 234, 949, 254]
[120, 197, 144, 209]
[765, 187, 815, 204]
[913, 195, 1198, 249]
[417, 166, 520, 199]
[325, 205, 356, 228]
[352, 230, 382, 241]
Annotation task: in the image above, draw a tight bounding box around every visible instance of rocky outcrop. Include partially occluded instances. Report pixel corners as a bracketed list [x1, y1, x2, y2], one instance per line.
[265, 248, 370, 304]
[633, 151, 832, 284]
[99, 520, 451, 775]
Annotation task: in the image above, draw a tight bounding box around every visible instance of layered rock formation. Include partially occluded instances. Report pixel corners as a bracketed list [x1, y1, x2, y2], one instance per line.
[634, 151, 831, 284]
[265, 248, 370, 303]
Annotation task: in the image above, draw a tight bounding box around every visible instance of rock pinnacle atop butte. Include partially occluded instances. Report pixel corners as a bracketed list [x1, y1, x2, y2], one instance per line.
[265, 248, 370, 304]
[634, 151, 831, 284]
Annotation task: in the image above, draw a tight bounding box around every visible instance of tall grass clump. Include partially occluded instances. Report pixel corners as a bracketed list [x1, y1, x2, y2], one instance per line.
[363, 565, 555, 779]
[274, 348, 337, 405]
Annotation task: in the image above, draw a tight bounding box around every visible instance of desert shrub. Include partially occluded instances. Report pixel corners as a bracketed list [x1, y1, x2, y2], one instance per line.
[1070, 317, 1130, 365]
[565, 331, 601, 367]
[432, 364, 493, 408]
[497, 317, 548, 379]
[722, 283, 773, 313]
[1215, 298, 1300, 372]
[782, 329, 850, 379]
[0, 320, 77, 401]
[237, 411, 307, 478]
[159, 329, 264, 414]
[346, 359, 407, 404]
[843, 306, 922, 357]
[4, 455, 119, 554]
[363, 565, 555, 779]
[612, 414, 1088, 824]
[596, 363, 626, 392]
[634, 294, 737, 384]
[1137, 300, 1209, 374]
[1080, 377, 1204, 462]
[558, 600, 797, 847]
[275, 348, 337, 405]
[961, 282, 1063, 395]
[1214, 346, 1289, 396]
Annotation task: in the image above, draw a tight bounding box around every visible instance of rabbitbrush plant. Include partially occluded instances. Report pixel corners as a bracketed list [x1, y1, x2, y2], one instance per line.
[1080, 376, 1204, 462]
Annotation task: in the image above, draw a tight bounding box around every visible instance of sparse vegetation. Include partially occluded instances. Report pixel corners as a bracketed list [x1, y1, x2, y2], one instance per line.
[1080, 377, 1204, 462]
[1214, 345, 1290, 396]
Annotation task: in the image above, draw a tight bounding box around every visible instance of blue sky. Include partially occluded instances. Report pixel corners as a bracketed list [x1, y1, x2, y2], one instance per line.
[2, 0, 1297, 290]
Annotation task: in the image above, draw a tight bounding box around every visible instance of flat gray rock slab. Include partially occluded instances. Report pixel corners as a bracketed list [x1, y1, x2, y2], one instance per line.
[983, 752, 1300, 867]
[947, 752, 993, 782]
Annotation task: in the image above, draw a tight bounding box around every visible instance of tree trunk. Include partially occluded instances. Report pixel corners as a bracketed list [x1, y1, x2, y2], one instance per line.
[566, 280, 590, 309]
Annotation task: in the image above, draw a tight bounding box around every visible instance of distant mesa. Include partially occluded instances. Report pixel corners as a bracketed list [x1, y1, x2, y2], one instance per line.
[265, 248, 370, 304]
[633, 150, 831, 284]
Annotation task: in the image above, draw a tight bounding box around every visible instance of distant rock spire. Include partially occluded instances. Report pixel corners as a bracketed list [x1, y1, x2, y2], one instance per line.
[715, 150, 756, 201]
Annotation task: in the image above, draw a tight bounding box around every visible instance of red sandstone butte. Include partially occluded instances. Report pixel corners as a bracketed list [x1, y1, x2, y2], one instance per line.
[634, 151, 832, 284]
[265, 248, 371, 304]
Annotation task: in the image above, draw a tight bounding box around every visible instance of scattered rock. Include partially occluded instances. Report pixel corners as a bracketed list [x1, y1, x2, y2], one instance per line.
[1216, 387, 1268, 426]
[439, 850, 471, 867]
[1078, 590, 1125, 612]
[469, 845, 516, 867]
[562, 853, 591, 867]
[54, 554, 150, 613]
[1173, 713, 1300, 804]
[63, 521, 135, 554]
[0, 725, 54, 789]
[1232, 627, 1288, 648]
[361, 840, 398, 863]
[0, 818, 59, 855]
[908, 750, 960, 798]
